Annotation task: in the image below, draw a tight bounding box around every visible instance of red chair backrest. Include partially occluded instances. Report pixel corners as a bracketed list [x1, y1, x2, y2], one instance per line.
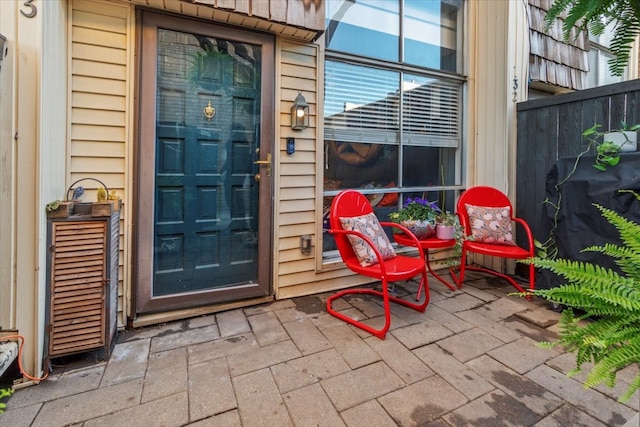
[456, 186, 514, 234]
[329, 190, 374, 264]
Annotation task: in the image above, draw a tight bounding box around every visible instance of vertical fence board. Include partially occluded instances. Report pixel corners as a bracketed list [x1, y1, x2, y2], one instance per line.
[610, 93, 626, 128]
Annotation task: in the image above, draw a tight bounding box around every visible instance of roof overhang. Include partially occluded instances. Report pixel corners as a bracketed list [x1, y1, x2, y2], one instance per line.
[125, 0, 324, 42]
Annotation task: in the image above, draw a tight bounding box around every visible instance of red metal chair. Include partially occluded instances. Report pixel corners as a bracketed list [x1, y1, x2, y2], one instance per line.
[449, 186, 535, 293]
[327, 190, 430, 339]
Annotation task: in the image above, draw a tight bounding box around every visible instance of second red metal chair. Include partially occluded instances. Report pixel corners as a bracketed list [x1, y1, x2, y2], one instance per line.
[450, 186, 535, 293]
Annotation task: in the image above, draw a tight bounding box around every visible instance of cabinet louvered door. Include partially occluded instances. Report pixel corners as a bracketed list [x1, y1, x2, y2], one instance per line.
[48, 220, 107, 357]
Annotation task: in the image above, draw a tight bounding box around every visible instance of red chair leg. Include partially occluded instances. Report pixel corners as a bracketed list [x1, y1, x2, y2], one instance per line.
[528, 262, 535, 292]
[454, 265, 526, 293]
[416, 251, 456, 300]
[448, 250, 468, 289]
[326, 271, 430, 340]
[449, 253, 529, 294]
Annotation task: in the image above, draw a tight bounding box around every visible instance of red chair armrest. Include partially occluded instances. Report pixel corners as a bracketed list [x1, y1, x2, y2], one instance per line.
[511, 217, 535, 253]
[379, 221, 426, 259]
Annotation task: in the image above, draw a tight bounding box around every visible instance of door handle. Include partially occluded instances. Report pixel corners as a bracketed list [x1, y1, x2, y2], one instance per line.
[253, 153, 272, 176]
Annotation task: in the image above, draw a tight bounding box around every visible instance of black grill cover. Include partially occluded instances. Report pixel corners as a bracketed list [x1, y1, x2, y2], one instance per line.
[539, 152, 640, 289]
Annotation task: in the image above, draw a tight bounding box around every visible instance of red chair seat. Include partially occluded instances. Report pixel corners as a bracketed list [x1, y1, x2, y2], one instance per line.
[344, 255, 427, 280]
[327, 190, 430, 339]
[464, 241, 531, 258]
[449, 186, 535, 293]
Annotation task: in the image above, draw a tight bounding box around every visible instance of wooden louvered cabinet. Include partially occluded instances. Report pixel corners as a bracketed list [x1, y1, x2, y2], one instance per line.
[46, 209, 119, 360]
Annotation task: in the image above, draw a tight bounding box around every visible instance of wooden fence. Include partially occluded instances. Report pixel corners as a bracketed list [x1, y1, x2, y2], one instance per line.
[516, 79, 640, 250]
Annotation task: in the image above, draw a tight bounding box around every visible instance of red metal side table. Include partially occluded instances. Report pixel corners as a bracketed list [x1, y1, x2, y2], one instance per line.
[394, 233, 457, 297]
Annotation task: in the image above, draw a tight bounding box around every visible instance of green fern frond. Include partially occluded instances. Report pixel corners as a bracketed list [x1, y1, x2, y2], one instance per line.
[603, 324, 640, 344]
[584, 342, 640, 389]
[567, 316, 632, 345]
[584, 243, 640, 280]
[567, 367, 583, 378]
[537, 341, 558, 349]
[621, 374, 640, 402]
[542, 0, 640, 75]
[544, 0, 574, 32]
[605, 370, 617, 388]
[579, 284, 640, 312]
[530, 260, 640, 312]
[607, 9, 640, 76]
[582, 306, 639, 318]
[584, 243, 639, 262]
[595, 205, 640, 254]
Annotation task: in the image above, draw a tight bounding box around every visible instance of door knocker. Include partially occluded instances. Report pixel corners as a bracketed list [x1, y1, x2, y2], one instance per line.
[203, 101, 216, 121]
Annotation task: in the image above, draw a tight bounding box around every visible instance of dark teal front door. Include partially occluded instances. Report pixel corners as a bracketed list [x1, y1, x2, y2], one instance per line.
[136, 11, 274, 314]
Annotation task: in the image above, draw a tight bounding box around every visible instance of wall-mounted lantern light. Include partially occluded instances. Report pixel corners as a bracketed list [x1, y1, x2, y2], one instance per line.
[291, 91, 309, 130]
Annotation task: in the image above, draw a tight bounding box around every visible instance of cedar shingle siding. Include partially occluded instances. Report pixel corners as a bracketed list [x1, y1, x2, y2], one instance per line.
[528, 0, 589, 90]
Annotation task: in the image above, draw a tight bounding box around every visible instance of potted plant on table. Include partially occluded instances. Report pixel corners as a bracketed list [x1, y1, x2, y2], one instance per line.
[435, 210, 459, 240]
[388, 197, 440, 239]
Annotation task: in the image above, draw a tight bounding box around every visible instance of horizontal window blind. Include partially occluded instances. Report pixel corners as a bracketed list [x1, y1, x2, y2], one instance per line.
[402, 78, 461, 147]
[324, 61, 399, 144]
[324, 61, 461, 147]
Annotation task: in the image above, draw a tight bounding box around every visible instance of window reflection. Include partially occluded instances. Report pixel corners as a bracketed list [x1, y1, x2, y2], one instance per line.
[326, 0, 462, 73]
[404, 0, 462, 71]
[326, 0, 399, 62]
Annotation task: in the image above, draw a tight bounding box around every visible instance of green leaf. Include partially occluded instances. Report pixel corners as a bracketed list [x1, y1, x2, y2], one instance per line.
[607, 157, 621, 166]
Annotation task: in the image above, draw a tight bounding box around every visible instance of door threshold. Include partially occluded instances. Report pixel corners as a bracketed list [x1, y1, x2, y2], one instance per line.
[130, 295, 275, 328]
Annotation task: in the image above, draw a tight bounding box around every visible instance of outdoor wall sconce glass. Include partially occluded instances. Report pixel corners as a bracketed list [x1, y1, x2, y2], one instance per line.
[291, 91, 309, 130]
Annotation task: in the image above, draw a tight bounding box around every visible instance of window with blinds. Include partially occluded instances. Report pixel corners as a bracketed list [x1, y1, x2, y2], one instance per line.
[324, 63, 461, 147]
[322, 0, 465, 256]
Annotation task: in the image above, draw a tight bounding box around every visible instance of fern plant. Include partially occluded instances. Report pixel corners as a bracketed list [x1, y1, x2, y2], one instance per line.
[544, 0, 640, 76]
[521, 203, 640, 402]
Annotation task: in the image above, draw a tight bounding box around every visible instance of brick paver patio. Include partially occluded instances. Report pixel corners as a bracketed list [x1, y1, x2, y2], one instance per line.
[1, 271, 638, 426]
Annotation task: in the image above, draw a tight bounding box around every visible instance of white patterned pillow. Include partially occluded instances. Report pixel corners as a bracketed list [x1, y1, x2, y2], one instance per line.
[465, 204, 516, 246]
[340, 213, 397, 267]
